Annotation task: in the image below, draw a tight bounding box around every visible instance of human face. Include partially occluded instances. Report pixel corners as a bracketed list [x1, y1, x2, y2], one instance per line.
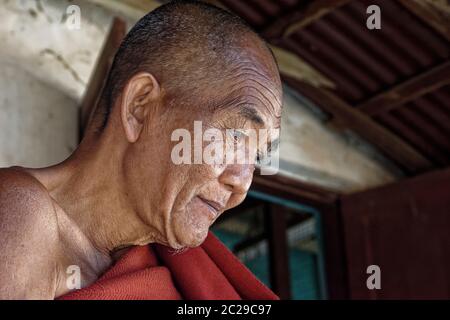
[124, 64, 282, 250]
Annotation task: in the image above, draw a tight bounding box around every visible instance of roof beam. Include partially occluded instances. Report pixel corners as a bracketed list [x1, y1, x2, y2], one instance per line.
[269, 45, 336, 89]
[283, 76, 433, 173]
[262, 0, 351, 39]
[398, 0, 450, 42]
[358, 60, 450, 116]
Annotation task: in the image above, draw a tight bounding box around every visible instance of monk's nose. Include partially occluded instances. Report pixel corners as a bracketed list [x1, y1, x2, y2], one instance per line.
[218, 163, 255, 194]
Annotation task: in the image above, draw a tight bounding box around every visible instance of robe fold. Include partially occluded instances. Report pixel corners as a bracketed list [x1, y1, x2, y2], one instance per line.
[58, 232, 278, 300]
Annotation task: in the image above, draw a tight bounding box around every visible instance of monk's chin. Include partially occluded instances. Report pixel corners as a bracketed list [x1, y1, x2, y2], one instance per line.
[170, 225, 209, 250]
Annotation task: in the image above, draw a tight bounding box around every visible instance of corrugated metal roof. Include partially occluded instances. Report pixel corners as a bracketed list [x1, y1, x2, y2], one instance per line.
[220, 0, 301, 28]
[375, 84, 450, 166]
[279, 0, 449, 103]
[219, 0, 450, 173]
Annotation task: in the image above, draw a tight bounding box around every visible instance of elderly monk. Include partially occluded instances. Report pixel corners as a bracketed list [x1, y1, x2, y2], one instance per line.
[0, 0, 282, 299]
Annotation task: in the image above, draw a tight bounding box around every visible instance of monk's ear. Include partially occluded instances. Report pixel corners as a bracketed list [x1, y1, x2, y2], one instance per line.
[120, 72, 160, 143]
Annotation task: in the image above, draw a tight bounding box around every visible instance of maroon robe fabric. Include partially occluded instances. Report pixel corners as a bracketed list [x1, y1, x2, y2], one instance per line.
[58, 232, 278, 300]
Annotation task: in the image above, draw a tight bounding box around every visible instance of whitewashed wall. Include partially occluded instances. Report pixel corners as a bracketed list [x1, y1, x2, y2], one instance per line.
[0, 58, 78, 167]
[0, 0, 112, 167]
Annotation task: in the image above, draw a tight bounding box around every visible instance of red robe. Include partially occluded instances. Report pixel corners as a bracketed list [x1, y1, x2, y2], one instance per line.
[58, 232, 278, 300]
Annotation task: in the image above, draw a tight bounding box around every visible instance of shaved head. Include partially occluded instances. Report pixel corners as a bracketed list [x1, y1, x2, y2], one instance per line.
[97, 0, 281, 128]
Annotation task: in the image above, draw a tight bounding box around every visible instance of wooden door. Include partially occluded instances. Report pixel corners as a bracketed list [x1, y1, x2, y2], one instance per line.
[340, 168, 450, 299]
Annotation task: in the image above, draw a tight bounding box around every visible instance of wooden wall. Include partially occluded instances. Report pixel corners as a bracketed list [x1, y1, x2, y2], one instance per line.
[341, 168, 450, 299]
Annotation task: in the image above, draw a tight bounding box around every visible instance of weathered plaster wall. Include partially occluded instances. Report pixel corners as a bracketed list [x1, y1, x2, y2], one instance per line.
[0, 58, 78, 167]
[0, 0, 114, 167]
[278, 88, 397, 191]
[0, 0, 115, 101]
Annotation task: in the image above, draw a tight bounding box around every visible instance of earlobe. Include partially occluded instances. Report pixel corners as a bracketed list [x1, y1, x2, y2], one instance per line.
[120, 73, 161, 143]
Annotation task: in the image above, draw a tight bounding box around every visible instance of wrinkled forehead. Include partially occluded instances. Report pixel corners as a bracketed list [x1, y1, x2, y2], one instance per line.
[214, 58, 283, 129]
[169, 35, 283, 130]
[231, 39, 282, 122]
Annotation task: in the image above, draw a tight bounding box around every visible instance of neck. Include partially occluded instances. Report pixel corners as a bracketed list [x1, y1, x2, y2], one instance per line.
[32, 129, 157, 259]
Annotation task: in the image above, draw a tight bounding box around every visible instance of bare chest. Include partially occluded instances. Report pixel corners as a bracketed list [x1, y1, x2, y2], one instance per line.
[52, 206, 112, 298]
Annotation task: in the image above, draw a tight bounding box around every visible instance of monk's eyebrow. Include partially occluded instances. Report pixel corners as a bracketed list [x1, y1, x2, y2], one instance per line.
[238, 105, 264, 125]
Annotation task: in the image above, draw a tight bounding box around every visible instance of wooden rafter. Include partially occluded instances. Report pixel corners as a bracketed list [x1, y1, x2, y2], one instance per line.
[358, 60, 450, 116]
[270, 45, 336, 89]
[262, 0, 351, 39]
[398, 0, 450, 42]
[80, 17, 126, 136]
[283, 76, 433, 173]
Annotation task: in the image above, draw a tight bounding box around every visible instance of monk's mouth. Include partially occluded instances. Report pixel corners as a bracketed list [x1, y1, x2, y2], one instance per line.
[197, 196, 222, 218]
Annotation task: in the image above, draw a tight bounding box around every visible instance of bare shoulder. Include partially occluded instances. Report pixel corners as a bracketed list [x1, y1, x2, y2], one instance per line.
[0, 167, 59, 299]
[0, 167, 58, 234]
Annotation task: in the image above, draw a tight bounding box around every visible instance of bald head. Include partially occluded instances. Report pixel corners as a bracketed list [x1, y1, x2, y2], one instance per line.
[98, 0, 280, 128]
